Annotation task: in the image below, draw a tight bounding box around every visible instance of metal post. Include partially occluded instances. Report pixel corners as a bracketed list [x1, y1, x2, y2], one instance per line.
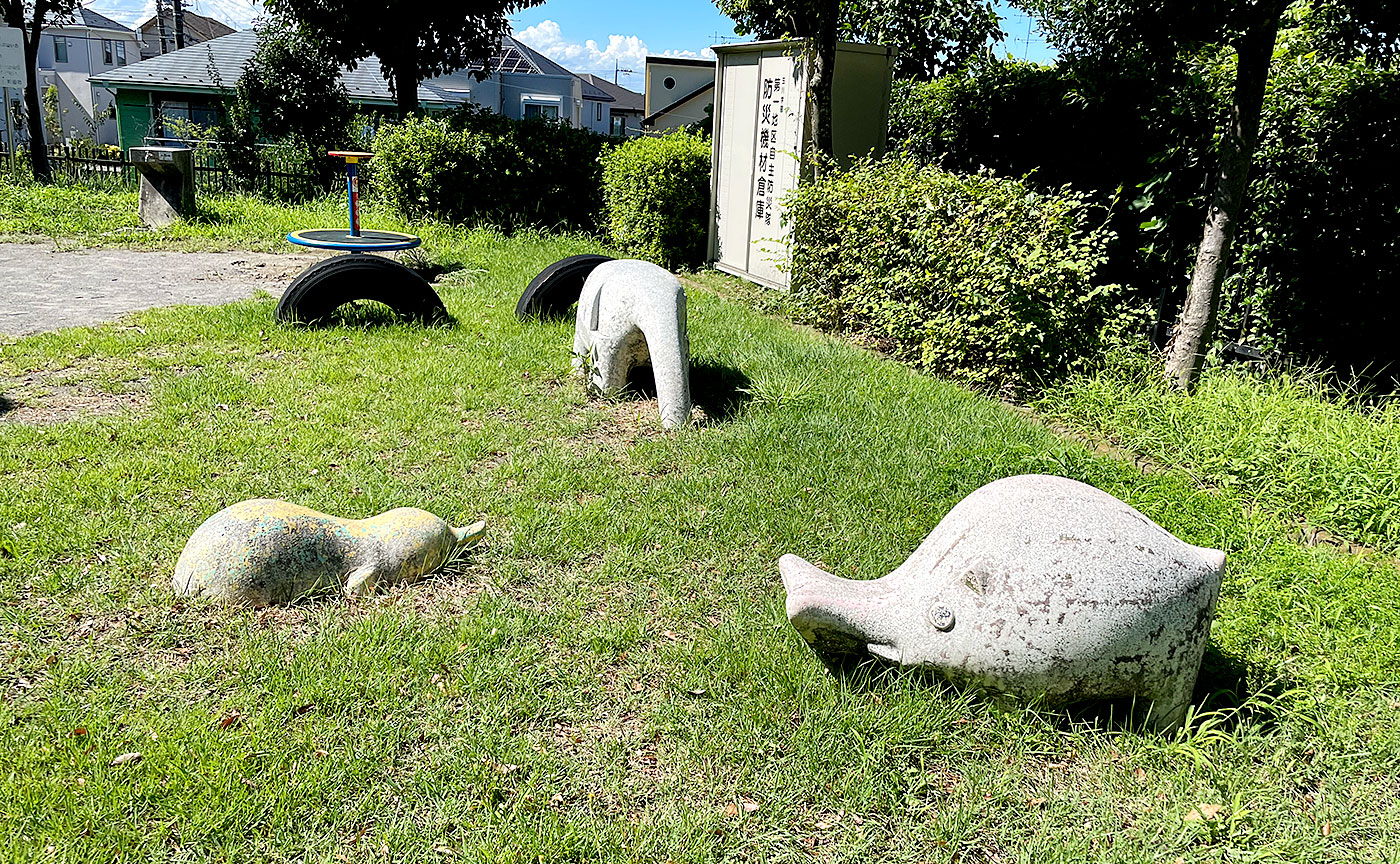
[346, 158, 360, 236]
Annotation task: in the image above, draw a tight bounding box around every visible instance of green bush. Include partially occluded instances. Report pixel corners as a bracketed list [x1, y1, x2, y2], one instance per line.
[786, 156, 1143, 398]
[600, 132, 711, 269]
[372, 107, 607, 231]
[886, 13, 1400, 391]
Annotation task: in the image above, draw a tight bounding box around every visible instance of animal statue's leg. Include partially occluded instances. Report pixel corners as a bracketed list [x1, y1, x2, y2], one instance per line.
[640, 300, 691, 429]
[344, 563, 379, 598]
[1145, 668, 1198, 732]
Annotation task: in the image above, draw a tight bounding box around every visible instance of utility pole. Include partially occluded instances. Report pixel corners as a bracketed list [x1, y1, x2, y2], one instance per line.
[613, 60, 634, 85]
[173, 0, 186, 50]
[155, 0, 170, 54]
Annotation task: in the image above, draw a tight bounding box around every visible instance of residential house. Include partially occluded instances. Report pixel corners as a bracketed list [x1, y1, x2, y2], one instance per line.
[33, 7, 140, 145]
[89, 31, 614, 151]
[137, 10, 236, 60]
[578, 74, 644, 137]
[445, 34, 614, 133]
[641, 56, 715, 134]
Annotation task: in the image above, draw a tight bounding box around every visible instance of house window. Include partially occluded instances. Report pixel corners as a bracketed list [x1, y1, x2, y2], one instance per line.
[521, 95, 560, 120]
[663, 76, 676, 89]
[116, 42, 126, 65]
[611, 115, 625, 136]
[53, 37, 68, 64]
[103, 40, 113, 65]
[595, 103, 602, 122]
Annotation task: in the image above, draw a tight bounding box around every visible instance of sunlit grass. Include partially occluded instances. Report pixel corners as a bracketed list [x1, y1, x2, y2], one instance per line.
[0, 188, 1397, 861]
[1037, 349, 1400, 554]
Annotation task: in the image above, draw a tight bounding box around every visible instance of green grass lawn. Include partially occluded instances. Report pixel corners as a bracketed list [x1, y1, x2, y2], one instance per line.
[1036, 351, 1400, 557]
[2, 188, 1398, 862]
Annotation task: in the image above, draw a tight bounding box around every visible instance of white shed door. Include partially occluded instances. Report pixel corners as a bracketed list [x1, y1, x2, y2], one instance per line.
[714, 53, 759, 273]
[747, 52, 802, 287]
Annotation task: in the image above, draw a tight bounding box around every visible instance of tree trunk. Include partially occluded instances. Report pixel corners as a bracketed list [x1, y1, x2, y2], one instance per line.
[392, 64, 418, 119]
[1164, 10, 1282, 391]
[805, 0, 839, 164]
[20, 23, 52, 183]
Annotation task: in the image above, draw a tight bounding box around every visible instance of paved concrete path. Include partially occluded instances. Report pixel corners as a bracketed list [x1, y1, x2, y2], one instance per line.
[0, 243, 327, 337]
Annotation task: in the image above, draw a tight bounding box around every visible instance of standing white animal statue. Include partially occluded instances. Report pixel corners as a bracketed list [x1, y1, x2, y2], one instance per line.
[572, 259, 691, 429]
[173, 499, 486, 605]
[781, 474, 1226, 730]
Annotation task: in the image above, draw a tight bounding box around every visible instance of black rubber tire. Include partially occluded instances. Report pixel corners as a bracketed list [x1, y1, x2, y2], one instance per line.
[516, 254, 614, 321]
[275, 253, 449, 325]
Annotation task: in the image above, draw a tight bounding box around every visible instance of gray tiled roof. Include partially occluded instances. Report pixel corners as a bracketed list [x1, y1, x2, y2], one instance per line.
[504, 36, 612, 101]
[89, 31, 460, 105]
[90, 30, 609, 105]
[579, 75, 643, 112]
[65, 7, 134, 33]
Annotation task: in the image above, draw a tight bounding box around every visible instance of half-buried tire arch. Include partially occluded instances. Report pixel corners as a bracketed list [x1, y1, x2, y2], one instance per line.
[275, 254, 449, 325]
[516, 254, 615, 321]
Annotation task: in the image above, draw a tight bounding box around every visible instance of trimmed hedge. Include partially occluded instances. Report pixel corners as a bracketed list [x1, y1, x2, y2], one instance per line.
[786, 157, 1144, 398]
[372, 108, 607, 231]
[600, 132, 711, 270]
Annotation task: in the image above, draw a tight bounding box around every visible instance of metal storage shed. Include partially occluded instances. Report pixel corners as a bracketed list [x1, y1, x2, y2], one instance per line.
[708, 40, 894, 289]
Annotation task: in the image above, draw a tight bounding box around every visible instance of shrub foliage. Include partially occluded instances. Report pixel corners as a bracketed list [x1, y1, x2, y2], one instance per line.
[599, 132, 711, 269]
[887, 18, 1400, 389]
[786, 157, 1141, 398]
[373, 108, 607, 231]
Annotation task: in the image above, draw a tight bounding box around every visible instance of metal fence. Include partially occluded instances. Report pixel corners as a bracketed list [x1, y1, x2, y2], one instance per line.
[0, 142, 338, 200]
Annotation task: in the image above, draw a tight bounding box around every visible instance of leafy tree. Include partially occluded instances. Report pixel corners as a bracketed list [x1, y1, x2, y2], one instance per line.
[842, 0, 1004, 81]
[715, 0, 841, 159]
[234, 14, 353, 148]
[0, 0, 80, 183]
[1017, 0, 1397, 390]
[715, 0, 1002, 156]
[262, 0, 543, 117]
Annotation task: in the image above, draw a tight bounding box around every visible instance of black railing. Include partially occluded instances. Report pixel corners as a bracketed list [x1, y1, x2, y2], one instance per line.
[0, 143, 339, 200]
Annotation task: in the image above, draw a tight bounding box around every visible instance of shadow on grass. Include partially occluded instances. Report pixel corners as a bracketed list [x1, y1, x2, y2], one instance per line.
[813, 641, 1292, 735]
[287, 300, 457, 330]
[622, 357, 753, 424]
[0, 393, 16, 419]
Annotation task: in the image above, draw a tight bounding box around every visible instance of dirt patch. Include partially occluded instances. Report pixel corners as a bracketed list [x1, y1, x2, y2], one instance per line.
[0, 367, 152, 424]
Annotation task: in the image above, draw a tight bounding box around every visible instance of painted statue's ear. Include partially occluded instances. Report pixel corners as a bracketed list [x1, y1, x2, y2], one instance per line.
[452, 520, 487, 548]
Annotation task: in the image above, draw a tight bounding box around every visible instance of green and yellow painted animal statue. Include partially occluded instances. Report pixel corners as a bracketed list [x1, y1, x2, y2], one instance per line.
[173, 499, 486, 605]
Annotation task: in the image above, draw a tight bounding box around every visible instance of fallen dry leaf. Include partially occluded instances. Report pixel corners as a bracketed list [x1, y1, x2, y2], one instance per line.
[741, 798, 759, 813]
[1185, 803, 1224, 822]
[1028, 797, 1048, 807]
[723, 802, 739, 818]
[71, 727, 87, 737]
[110, 752, 142, 767]
[217, 712, 241, 730]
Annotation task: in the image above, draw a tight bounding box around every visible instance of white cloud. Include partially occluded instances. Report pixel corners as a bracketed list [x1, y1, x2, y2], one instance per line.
[85, 0, 261, 31]
[516, 19, 712, 83]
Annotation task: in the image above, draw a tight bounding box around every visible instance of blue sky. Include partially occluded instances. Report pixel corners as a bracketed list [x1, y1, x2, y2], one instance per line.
[85, 0, 1052, 87]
